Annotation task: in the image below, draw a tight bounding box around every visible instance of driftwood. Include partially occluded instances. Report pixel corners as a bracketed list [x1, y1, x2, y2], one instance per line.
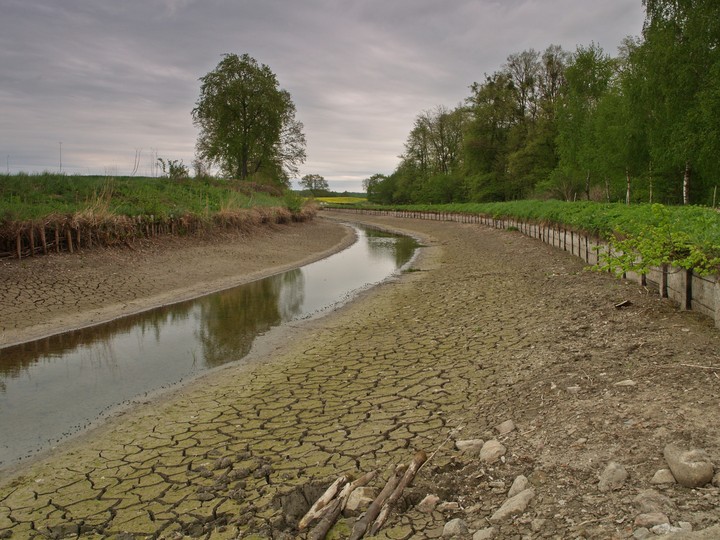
[298, 475, 348, 531]
[307, 470, 377, 540]
[348, 464, 407, 540]
[370, 450, 427, 535]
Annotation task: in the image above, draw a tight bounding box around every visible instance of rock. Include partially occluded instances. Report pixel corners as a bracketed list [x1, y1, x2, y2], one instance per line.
[442, 518, 469, 537]
[598, 461, 628, 492]
[438, 501, 460, 512]
[531, 518, 546, 532]
[664, 524, 720, 539]
[566, 385, 581, 394]
[634, 513, 669, 528]
[664, 443, 715, 488]
[678, 522, 693, 532]
[416, 494, 440, 513]
[614, 379, 637, 387]
[633, 489, 676, 515]
[653, 523, 684, 535]
[480, 439, 506, 464]
[473, 527, 497, 540]
[650, 468, 676, 485]
[345, 486, 375, 514]
[456, 439, 484, 453]
[507, 475, 529, 498]
[633, 527, 651, 539]
[713, 471, 720, 487]
[489, 488, 535, 523]
[495, 419, 516, 435]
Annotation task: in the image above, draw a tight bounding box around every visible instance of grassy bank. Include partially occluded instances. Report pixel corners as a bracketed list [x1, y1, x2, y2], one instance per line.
[331, 200, 720, 275]
[0, 173, 316, 259]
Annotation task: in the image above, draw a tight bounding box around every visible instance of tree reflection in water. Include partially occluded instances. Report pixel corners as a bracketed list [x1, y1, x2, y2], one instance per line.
[196, 269, 304, 366]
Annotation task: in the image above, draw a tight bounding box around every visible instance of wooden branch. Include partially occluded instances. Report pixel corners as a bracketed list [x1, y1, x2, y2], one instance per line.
[298, 474, 348, 531]
[348, 465, 407, 540]
[370, 450, 427, 536]
[307, 470, 376, 540]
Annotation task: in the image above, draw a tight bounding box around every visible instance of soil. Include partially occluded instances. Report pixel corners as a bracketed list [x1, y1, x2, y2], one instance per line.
[0, 211, 719, 539]
[0, 219, 353, 347]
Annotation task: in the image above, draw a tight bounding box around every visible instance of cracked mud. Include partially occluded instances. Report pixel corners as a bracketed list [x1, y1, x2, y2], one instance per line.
[1, 212, 719, 539]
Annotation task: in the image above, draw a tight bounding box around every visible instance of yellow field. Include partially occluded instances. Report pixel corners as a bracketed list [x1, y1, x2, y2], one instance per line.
[315, 196, 367, 205]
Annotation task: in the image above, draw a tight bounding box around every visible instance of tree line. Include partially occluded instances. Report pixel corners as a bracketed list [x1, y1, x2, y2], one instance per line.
[367, 0, 720, 206]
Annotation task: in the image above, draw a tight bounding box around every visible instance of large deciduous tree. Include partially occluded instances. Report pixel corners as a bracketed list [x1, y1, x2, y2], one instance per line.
[299, 174, 329, 194]
[192, 53, 306, 186]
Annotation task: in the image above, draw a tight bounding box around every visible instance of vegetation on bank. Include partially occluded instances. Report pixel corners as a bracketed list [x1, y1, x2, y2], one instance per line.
[363, 1, 720, 208]
[0, 173, 316, 259]
[327, 200, 720, 275]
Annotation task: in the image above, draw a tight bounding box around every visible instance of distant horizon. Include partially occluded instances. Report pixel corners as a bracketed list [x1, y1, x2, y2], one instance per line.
[2, 1, 645, 195]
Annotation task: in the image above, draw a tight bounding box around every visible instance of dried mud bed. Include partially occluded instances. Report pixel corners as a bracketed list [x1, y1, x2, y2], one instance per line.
[0, 212, 719, 539]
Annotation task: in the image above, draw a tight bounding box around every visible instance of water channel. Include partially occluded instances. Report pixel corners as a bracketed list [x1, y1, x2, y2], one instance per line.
[0, 225, 418, 469]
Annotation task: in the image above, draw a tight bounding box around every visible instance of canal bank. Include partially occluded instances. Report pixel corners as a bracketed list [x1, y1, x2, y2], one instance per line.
[1, 211, 719, 538]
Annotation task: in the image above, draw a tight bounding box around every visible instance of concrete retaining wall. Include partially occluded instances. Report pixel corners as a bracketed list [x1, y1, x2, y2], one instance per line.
[329, 207, 720, 329]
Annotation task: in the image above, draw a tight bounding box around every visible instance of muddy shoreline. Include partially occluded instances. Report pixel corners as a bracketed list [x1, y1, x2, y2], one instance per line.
[1, 212, 719, 539]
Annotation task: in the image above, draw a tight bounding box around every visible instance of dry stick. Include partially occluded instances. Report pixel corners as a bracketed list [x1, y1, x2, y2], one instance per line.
[298, 474, 348, 531]
[307, 470, 377, 540]
[370, 450, 428, 536]
[680, 363, 720, 370]
[348, 464, 407, 540]
[39, 226, 47, 254]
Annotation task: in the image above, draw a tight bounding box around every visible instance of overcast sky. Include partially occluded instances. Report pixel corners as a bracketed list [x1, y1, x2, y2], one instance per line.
[1, 0, 646, 191]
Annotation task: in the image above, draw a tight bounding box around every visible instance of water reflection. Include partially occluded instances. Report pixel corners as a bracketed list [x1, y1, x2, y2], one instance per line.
[0, 226, 417, 467]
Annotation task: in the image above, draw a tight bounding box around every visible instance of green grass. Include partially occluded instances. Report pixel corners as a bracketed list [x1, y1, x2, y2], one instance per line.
[335, 200, 720, 275]
[0, 173, 283, 221]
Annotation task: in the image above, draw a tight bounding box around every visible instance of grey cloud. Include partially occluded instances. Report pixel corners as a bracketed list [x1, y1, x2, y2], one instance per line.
[1, 0, 645, 188]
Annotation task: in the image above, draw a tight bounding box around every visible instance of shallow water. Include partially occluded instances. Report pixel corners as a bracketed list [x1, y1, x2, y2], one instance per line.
[0, 226, 417, 468]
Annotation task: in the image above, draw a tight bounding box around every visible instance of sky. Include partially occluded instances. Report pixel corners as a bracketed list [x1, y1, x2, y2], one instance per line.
[0, 0, 646, 192]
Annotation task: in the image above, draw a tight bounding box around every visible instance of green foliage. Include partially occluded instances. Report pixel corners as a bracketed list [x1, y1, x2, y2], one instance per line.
[299, 174, 329, 194]
[597, 204, 720, 276]
[0, 173, 281, 221]
[157, 158, 190, 181]
[282, 190, 304, 213]
[192, 53, 306, 186]
[353, 200, 720, 275]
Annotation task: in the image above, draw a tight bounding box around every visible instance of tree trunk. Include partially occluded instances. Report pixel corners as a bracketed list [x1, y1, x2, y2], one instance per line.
[585, 171, 591, 200]
[683, 161, 691, 205]
[625, 168, 631, 206]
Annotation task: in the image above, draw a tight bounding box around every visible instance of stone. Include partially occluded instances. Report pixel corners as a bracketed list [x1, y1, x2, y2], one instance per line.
[416, 494, 440, 513]
[495, 420, 516, 435]
[633, 489, 676, 515]
[713, 471, 720, 487]
[634, 512, 669, 528]
[480, 439, 506, 464]
[650, 468, 676, 485]
[507, 475, 529, 498]
[442, 517, 469, 537]
[438, 501, 460, 512]
[473, 527, 497, 540]
[678, 522, 693, 532]
[614, 379, 637, 387]
[664, 443, 715, 488]
[531, 518, 546, 532]
[663, 524, 720, 539]
[456, 439, 484, 453]
[598, 461, 628, 492]
[566, 385, 581, 394]
[345, 486, 375, 514]
[489, 488, 535, 523]
[652, 523, 683, 535]
[633, 528, 651, 540]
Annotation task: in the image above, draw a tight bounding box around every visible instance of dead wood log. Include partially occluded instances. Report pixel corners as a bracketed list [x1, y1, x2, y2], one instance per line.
[307, 470, 376, 540]
[298, 475, 348, 531]
[370, 450, 427, 536]
[348, 464, 407, 540]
